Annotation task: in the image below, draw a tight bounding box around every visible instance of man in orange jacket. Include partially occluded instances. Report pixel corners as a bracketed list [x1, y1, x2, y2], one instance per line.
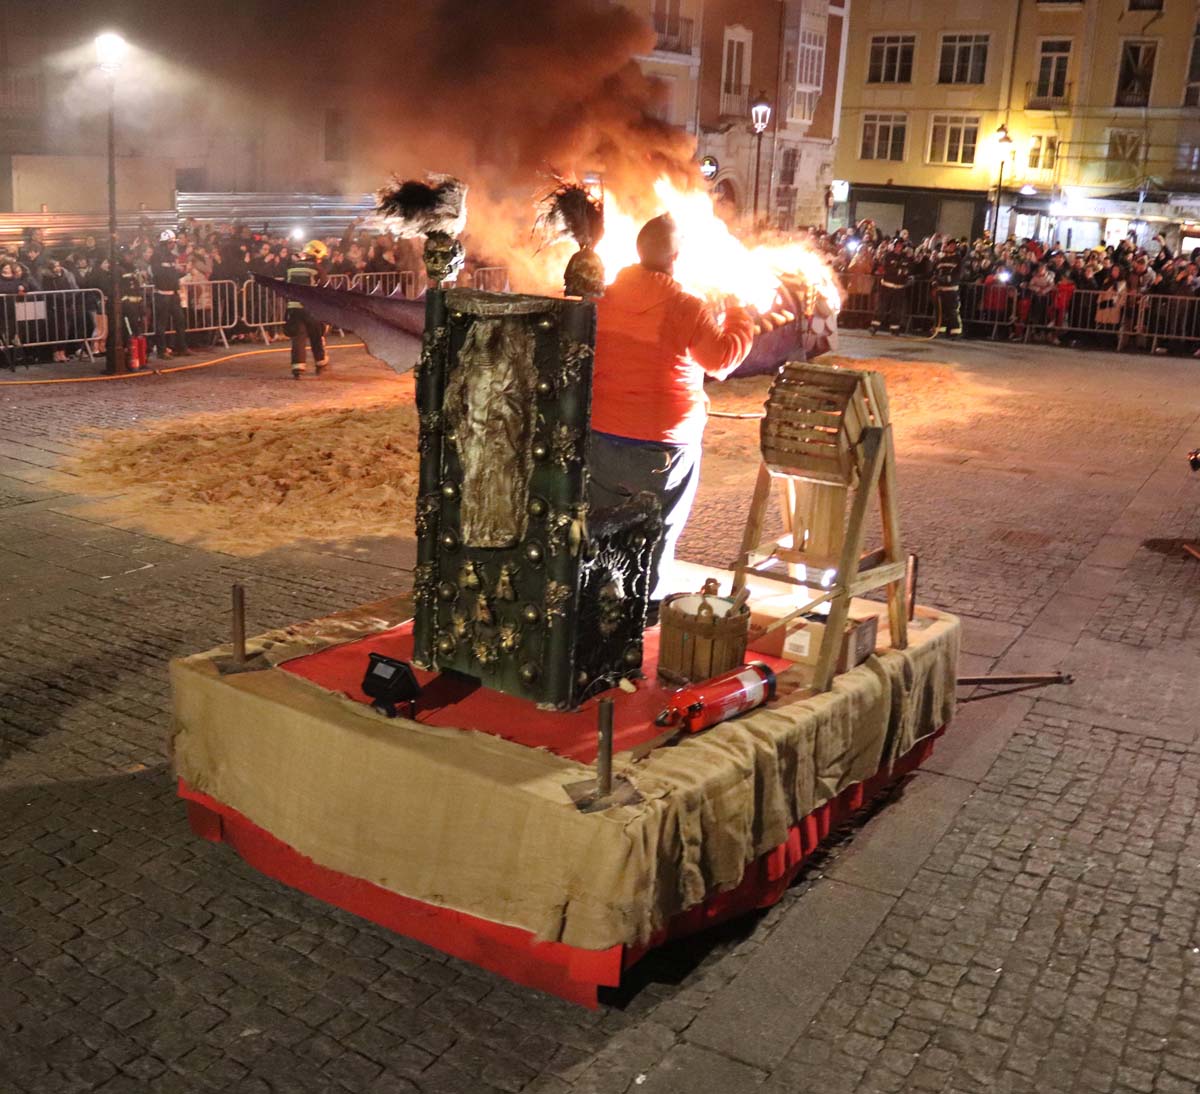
[589, 214, 755, 602]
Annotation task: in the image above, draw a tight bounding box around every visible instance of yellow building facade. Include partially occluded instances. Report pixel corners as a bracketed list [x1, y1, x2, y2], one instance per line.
[834, 0, 1200, 249]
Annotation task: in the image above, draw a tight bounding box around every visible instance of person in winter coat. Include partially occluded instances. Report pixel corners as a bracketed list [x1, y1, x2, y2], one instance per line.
[150, 232, 191, 359]
[589, 214, 754, 602]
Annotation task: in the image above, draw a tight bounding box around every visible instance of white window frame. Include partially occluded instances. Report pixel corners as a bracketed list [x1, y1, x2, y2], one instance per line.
[866, 33, 916, 84]
[1027, 133, 1059, 171]
[937, 33, 990, 85]
[927, 113, 981, 165]
[1034, 38, 1072, 102]
[789, 20, 826, 124]
[720, 24, 753, 117]
[1114, 38, 1158, 109]
[860, 112, 908, 161]
[1186, 23, 1200, 106]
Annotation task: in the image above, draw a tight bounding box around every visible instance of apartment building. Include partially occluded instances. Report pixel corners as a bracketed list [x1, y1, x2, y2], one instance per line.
[835, 0, 1200, 249]
[629, 0, 850, 228]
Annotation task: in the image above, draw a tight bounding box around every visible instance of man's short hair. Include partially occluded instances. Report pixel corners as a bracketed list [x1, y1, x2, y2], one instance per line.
[637, 214, 679, 272]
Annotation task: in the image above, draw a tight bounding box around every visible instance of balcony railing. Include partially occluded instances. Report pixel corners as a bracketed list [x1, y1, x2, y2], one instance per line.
[1026, 79, 1072, 110]
[653, 15, 694, 55]
[720, 85, 750, 118]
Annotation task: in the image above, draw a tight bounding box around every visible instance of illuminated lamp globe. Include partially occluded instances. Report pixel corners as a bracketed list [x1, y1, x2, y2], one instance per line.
[95, 31, 129, 74]
[750, 93, 772, 135]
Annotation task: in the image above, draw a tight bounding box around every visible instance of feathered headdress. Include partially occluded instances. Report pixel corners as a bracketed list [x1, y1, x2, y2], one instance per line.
[535, 177, 604, 251]
[376, 174, 468, 239]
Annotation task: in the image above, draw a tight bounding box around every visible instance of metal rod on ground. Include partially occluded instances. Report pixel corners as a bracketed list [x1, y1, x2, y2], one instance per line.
[597, 698, 614, 798]
[957, 672, 1073, 687]
[232, 584, 246, 665]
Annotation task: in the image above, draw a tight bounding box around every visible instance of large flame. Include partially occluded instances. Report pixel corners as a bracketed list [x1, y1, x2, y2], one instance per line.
[463, 173, 841, 315]
[595, 178, 841, 315]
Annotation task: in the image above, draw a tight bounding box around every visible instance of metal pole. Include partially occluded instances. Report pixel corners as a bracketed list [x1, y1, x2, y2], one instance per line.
[753, 131, 763, 224]
[106, 76, 124, 376]
[596, 697, 614, 798]
[991, 158, 1005, 240]
[231, 583, 246, 665]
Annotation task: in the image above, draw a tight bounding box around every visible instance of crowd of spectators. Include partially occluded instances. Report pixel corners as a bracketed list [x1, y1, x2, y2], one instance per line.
[805, 220, 1200, 354]
[0, 218, 427, 365]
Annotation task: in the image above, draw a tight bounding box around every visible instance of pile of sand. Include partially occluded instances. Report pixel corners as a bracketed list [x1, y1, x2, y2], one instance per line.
[60, 395, 421, 555]
[57, 353, 995, 557]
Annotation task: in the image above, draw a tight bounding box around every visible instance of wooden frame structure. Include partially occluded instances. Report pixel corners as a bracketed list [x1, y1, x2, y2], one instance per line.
[732, 362, 908, 692]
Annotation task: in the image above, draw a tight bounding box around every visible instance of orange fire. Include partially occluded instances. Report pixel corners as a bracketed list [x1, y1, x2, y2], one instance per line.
[594, 178, 841, 315]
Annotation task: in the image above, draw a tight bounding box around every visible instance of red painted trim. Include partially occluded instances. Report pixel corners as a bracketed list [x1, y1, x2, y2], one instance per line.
[178, 727, 943, 1007]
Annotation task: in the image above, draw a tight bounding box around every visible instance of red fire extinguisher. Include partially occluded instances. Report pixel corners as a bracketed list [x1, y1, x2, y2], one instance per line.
[655, 662, 777, 735]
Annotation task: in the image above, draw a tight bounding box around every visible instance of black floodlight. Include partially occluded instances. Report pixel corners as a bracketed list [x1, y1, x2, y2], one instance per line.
[362, 653, 421, 718]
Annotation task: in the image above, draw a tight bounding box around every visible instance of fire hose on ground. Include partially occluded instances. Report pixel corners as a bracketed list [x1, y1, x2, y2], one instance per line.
[0, 342, 367, 386]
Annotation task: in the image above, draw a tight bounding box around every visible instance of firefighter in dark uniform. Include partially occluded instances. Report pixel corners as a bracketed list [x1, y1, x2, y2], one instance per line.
[871, 237, 912, 335]
[934, 238, 965, 337]
[119, 256, 147, 341]
[151, 230, 191, 359]
[286, 240, 330, 378]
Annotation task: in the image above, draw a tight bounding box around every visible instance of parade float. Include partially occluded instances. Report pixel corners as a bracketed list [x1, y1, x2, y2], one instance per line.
[169, 175, 957, 1005]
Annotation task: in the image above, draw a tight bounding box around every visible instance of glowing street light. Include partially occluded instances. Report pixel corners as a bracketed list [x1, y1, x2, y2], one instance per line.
[95, 31, 129, 74]
[750, 91, 772, 224]
[96, 31, 130, 374]
[991, 123, 1014, 239]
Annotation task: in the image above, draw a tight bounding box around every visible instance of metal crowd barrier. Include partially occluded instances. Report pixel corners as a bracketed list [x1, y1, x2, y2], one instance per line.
[471, 267, 511, 293]
[140, 279, 240, 347]
[0, 288, 104, 361]
[239, 278, 289, 339]
[349, 270, 421, 298]
[321, 273, 352, 290]
[828, 275, 1191, 351]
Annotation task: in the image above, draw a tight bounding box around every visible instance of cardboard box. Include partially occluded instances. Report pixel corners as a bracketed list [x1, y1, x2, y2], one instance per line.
[748, 594, 879, 672]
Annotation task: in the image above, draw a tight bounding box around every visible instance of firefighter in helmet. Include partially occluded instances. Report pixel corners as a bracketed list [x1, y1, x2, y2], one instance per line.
[286, 240, 330, 378]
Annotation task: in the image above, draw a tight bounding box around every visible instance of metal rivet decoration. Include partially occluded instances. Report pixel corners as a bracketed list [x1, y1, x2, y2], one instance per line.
[577, 670, 589, 686]
[537, 317, 555, 330]
[531, 441, 549, 462]
[437, 582, 457, 602]
[524, 542, 544, 565]
[440, 529, 459, 551]
[436, 634, 455, 655]
[522, 603, 541, 625]
[441, 481, 459, 500]
[536, 379, 553, 396]
[528, 497, 548, 518]
[519, 663, 539, 684]
[623, 644, 642, 666]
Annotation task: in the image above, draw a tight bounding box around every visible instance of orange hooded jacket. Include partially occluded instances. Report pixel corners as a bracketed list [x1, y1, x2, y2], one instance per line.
[591, 264, 755, 446]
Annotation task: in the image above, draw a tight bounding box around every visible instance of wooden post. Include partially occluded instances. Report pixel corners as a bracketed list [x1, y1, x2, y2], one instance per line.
[864, 374, 908, 650]
[732, 462, 773, 593]
[813, 429, 885, 692]
[231, 584, 246, 665]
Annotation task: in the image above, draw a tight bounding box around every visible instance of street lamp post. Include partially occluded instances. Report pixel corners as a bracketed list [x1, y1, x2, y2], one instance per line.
[992, 123, 1014, 241]
[95, 31, 128, 375]
[750, 91, 772, 225]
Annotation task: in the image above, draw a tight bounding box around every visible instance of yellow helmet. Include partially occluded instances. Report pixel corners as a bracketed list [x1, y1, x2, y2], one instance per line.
[304, 240, 329, 261]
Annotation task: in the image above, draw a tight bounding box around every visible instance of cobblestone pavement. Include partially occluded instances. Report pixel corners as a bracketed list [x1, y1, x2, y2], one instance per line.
[4, 333, 1200, 1093]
